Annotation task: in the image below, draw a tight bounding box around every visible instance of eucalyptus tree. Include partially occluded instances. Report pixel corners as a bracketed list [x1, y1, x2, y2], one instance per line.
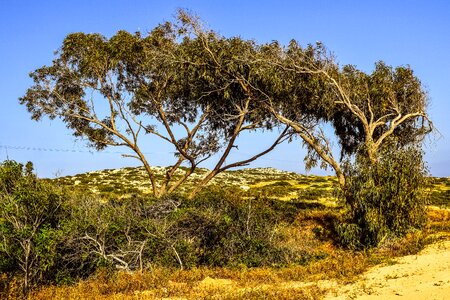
[247, 41, 432, 188]
[249, 41, 432, 247]
[20, 12, 291, 198]
[174, 12, 294, 197]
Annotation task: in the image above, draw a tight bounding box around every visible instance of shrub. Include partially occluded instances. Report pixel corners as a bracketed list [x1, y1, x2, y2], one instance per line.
[336, 146, 429, 249]
[0, 160, 68, 295]
[297, 188, 330, 201]
[168, 188, 284, 267]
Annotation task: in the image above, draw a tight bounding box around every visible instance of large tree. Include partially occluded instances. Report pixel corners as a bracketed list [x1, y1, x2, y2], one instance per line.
[20, 12, 292, 198]
[20, 10, 432, 200]
[236, 40, 432, 188]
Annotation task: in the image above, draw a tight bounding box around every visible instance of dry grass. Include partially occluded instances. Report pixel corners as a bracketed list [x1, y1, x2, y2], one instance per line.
[24, 205, 369, 300]
[29, 252, 369, 300]
[27, 228, 450, 300]
[427, 207, 450, 234]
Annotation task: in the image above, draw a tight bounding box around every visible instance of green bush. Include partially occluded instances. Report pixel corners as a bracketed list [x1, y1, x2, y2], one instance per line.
[168, 188, 284, 267]
[336, 146, 428, 249]
[0, 160, 68, 294]
[297, 187, 330, 201]
[53, 187, 310, 271]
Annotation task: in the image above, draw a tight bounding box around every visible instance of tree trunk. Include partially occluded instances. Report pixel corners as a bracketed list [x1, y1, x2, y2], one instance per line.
[187, 170, 218, 199]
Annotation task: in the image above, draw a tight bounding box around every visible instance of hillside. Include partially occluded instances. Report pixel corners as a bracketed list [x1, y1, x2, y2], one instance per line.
[52, 166, 450, 208]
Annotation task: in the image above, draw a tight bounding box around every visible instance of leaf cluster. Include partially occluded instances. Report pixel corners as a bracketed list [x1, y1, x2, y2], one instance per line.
[0, 161, 67, 293]
[336, 145, 429, 249]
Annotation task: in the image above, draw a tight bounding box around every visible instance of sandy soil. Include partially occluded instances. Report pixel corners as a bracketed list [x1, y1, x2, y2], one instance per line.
[324, 240, 450, 300]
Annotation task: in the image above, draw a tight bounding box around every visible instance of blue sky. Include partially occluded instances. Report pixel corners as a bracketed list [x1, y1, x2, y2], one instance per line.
[0, 0, 449, 177]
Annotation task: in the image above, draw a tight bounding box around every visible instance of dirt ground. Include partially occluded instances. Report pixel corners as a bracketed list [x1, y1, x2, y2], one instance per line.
[323, 240, 450, 300]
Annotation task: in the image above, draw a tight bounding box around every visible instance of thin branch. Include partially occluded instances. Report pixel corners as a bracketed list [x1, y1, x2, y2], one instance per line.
[374, 112, 426, 148]
[219, 125, 291, 171]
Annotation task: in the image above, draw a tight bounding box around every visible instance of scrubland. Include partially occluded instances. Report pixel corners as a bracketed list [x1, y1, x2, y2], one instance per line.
[2, 166, 449, 299]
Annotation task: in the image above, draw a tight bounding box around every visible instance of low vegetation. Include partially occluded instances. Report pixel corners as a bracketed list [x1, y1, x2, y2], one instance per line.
[335, 146, 430, 249]
[52, 167, 337, 201]
[1, 160, 449, 299]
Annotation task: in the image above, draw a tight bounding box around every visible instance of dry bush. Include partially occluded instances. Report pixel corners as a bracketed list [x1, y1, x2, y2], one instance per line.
[426, 208, 450, 235]
[374, 231, 430, 259]
[427, 208, 450, 222]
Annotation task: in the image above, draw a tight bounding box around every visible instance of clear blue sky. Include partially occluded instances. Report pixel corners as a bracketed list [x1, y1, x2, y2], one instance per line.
[1, 0, 449, 177]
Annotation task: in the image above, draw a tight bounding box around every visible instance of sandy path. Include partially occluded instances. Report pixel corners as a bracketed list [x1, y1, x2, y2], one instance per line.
[324, 240, 450, 300]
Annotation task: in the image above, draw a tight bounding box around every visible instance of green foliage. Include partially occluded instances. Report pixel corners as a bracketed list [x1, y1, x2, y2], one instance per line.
[19, 11, 288, 198]
[430, 189, 450, 207]
[249, 181, 297, 198]
[45, 185, 318, 284]
[6, 10, 437, 299]
[0, 160, 67, 293]
[429, 177, 450, 208]
[297, 187, 331, 201]
[19, 10, 431, 201]
[330, 62, 429, 158]
[1, 158, 444, 298]
[336, 146, 429, 249]
[182, 188, 283, 267]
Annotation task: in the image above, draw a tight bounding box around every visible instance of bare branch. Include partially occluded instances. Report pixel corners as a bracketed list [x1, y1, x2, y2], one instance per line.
[219, 125, 291, 171]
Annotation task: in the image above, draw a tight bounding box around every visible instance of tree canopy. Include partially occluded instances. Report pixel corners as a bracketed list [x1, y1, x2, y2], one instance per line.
[238, 39, 432, 186]
[20, 11, 292, 198]
[20, 10, 432, 196]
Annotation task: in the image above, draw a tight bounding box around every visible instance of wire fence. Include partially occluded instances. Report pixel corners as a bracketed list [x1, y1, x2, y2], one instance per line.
[0, 143, 299, 163]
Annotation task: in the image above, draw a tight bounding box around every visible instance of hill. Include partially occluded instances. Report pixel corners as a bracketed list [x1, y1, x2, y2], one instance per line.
[52, 166, 450, 208]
